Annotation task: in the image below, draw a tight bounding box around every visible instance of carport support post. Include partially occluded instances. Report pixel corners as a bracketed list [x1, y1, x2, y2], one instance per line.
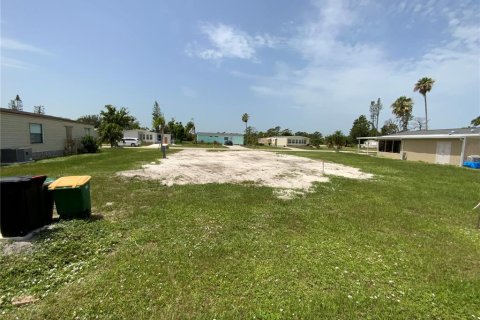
[400, 139, 404, 160]
[459, 137, 467, 167]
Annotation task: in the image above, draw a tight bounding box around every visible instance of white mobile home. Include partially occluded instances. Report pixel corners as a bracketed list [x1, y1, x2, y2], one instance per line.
[359, 128, 480, 166]
[123, 129, 171, 145]
[259, 136, 310, 147]
[0, 108, 96, 161]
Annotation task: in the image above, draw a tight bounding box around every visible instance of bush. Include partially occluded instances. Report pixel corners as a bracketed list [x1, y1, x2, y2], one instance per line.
[81, 135, 100, 153]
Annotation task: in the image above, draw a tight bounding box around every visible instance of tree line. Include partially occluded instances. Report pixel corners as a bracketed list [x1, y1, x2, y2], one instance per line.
[320, 77, 437, 150]
[77, 102, 195, 147]
[241, 113, 324, 146]
[346, 77, 437, 146]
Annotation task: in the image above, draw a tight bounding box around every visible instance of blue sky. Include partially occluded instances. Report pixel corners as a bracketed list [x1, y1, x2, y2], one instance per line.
[1, 0, 479, 134]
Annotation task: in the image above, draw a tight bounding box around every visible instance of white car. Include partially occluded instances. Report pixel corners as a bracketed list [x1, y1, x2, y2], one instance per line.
[119, 137, 140, 147]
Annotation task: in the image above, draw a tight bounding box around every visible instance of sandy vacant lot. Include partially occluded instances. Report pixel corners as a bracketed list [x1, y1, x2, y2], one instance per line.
[118, 149, 373, 199]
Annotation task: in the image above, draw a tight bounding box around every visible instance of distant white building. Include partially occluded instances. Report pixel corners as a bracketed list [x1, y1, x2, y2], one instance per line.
[258, 136, 310, 147]
[361, 140, 378, 148]
[123, 129, 171, 145]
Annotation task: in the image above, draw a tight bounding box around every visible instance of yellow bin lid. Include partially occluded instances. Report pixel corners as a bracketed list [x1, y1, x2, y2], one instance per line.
[48, 176, 91, 190]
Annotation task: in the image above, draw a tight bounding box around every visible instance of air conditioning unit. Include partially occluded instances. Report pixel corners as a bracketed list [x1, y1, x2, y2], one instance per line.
[0, 148, 33, 163]
[16, 148, 33, 162]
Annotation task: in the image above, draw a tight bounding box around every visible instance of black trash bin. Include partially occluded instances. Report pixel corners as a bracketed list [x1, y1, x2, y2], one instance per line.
[28, 175, 47, 230]
[0, 175, 47, 237]
[41, 178, 56, 225]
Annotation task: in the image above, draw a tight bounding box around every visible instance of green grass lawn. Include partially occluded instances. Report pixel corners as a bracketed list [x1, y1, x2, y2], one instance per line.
[1, 149, 479, 319]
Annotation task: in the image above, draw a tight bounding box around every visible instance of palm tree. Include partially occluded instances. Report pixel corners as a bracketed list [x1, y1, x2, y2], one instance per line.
[414, 77, 435, 130]
[242, 113, 249, 145]
[391, 96, 414, 132]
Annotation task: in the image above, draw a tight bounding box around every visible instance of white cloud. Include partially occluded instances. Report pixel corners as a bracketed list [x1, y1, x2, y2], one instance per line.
[186, 23, 278, 61]
[241, 0, 479, 131]
[1, 56, 30, 69]
[452, 25, 480, 49]
[185, 0, 478, 131]
[1, 38, 51, 55]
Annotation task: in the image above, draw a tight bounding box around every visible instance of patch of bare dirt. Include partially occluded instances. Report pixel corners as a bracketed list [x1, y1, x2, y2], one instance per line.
[2, 241, 33, 256]
[118, 150, 373, 199]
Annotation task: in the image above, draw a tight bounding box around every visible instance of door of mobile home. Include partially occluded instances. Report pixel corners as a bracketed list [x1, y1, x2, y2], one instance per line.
[435, 141, 451, 164]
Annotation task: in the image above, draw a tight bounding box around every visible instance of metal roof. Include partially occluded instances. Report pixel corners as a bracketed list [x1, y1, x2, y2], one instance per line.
[0, 107, 91, 125]
[358, 127, 480, 140]
[385, 127, 479, 136]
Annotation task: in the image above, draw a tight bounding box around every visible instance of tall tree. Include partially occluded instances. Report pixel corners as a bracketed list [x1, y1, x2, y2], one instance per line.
[409, 117, 427, 131]
[168, 118, 177, 140]
[185, 120, 196, 141]
[266, 126, 281, 137]
[98, 105, 134, 147]
[369, 101, 376, 128]
[245, 126, 259, 145]
[295, 131, 309, 137]
[413, 77, 435, 130]
[325, 131, 346, 150]
[77, 114, 101, 128]
[152, 101, 163, 133]
[280, 128, 292, 136]
[381, 119, 399, 135]
[369, 98, 383, 133]
[349, 115, 371, 141]
[470, 116, 480, 127]
[8, 94, 23, 111]
[126, 119, 142, 130]
[391, 96, 413, 132]
[241, 113, 249, 129]
[33, 105, 45, 114]
[152, 101, 166, 144]
[309, 131, 323, 146]
[242, 113, 249, 145]
[174, 121, 185, 143]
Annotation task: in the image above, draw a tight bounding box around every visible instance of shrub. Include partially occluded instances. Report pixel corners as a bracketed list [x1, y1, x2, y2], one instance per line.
[81, 135, 100, 153]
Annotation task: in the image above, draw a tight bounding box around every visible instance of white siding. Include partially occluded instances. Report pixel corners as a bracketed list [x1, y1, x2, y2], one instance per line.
[276, 137, 288, 146]
[123, 130, 171, 144]
[264, 136, 310, 147]
[0, 110, 95, 155]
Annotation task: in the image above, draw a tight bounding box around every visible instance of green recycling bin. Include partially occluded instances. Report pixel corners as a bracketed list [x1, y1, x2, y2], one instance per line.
[48, 176, 92, 219]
